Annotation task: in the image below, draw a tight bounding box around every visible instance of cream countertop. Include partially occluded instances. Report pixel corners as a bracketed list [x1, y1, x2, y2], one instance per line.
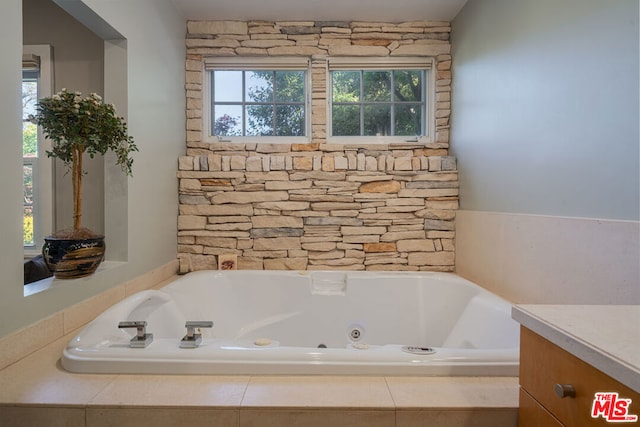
[512, 304, 640, 392]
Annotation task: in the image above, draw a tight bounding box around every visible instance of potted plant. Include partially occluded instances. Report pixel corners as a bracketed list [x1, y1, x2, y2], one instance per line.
[29, 89, 137, 279]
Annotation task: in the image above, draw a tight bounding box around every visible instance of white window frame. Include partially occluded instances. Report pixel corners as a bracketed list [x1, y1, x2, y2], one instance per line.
[327, 57, 435, 145]
[23, 45, 54, 257]
[203, 57, 312, 144]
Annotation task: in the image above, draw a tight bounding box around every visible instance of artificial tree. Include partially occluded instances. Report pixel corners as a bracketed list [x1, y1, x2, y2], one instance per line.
[30, 88, 137, 238]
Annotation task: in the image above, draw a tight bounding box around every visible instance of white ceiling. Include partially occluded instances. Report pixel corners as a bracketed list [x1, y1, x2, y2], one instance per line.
[170, 0, 468, 23]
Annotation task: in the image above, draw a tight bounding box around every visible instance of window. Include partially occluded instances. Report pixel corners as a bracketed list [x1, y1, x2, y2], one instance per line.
[23, 46, 53, 255]
[23, 72, 37, 247]
[205, 57, 310, 142]
[329, 57, 433, 143]
[332, 70, 426, 136]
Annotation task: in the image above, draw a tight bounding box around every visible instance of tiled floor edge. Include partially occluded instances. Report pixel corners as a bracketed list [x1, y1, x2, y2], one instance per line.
[0, 403, 518, 427]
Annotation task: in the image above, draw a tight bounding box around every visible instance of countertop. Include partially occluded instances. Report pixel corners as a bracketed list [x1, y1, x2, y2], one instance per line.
[512, 304, 640, 392]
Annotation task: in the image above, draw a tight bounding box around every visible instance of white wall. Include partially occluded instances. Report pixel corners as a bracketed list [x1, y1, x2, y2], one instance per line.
[0, 0, 27, 334]
[81, 0, 186, 272]
[451, 0, 640, 303]
[0, 0, 185, 338]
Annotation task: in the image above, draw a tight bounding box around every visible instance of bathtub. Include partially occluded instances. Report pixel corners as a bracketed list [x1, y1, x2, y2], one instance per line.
[62, 270, 520, 376]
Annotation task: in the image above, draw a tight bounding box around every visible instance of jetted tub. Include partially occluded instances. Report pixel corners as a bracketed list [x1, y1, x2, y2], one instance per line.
[62, 270, 520, 376]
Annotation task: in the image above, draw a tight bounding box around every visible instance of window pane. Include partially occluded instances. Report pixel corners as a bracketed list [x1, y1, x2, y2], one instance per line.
[22, 80, 38, 157]
[22, 80, 37, 118]
[23, 122, 38, 157]
[211, 68, 307, 138]
[332, 105, 360, 136]
[363, 71, 391, 102]
[214, 71, 242, 102]
[246, 104, 274, 136]
[363, 105, 391, 136]
[332, 71, 360, 102]
[213, 105, 242, 136]
[275, 105, 305, 136]
[393, 70, 422, 102]
[246, 71, 273, 103]
[23, 164, 34, 246]
[395, 104, 422, 136]
[330, 67, 427, 137]
[275, 71, 305, 102]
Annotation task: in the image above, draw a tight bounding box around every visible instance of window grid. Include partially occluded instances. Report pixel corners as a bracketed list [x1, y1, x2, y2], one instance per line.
[22, 75, 39, 249]
[23, 45, 53, 256]
[210, 70, 307, 137]
[331, 69, 427, 137]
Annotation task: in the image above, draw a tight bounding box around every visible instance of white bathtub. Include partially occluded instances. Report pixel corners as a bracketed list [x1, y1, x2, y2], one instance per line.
[62, 270, 520, 376]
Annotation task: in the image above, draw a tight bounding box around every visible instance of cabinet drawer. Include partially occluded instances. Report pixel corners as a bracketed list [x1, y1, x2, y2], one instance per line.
[520, 327, 639, 426]
[519, 387, 563, 427]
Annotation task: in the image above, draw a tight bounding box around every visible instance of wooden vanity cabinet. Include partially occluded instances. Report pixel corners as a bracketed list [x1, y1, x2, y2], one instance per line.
[519, 387, 563, 427]
[518, 326, 639, 426]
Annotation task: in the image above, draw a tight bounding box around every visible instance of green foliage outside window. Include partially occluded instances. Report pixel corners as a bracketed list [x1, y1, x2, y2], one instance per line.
[23, 79, 37, 247]
[212, 70, 306, 137]
[24, 214, 34, 247]
[23, 164, 34, 246]
[211, 67, 426, 139]
[332, 69, 425, 137]
[23, 122, 37, 157]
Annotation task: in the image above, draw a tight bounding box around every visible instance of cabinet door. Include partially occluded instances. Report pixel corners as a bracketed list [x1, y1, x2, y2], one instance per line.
[520, 327, 640, 426]
[519, 388, 563, 427]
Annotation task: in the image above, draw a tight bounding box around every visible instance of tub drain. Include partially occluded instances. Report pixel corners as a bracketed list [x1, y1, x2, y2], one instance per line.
[401, 346, 436, 355]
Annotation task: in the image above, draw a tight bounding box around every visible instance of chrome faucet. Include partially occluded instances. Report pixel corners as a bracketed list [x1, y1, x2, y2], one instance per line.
[118, 321, 153, 348]
[180, 321, 213, 348]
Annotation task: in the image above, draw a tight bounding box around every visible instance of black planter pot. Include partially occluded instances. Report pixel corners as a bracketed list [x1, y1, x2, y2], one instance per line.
[42, 236, 106, 279]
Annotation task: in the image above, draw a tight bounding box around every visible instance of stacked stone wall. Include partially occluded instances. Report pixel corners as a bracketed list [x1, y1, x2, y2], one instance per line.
[179, 20, 457, 272]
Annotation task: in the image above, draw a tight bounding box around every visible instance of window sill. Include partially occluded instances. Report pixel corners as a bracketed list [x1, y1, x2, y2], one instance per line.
[23, 260, 126, 297]
[202, 136, 311, 145]
[328, 136, 433, 145]
[24, 250, 41, 261]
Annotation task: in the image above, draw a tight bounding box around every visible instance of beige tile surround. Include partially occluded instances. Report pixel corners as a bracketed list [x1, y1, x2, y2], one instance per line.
[0, 262, 518, 426]
[455, 210, 640, 304]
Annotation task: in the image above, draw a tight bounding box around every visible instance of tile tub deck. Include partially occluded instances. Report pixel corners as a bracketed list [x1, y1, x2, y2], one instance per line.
[0, 331, 518, 427]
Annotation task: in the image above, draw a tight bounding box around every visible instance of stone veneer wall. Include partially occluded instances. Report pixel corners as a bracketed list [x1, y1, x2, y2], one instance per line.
[178, 20, 457, 272]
